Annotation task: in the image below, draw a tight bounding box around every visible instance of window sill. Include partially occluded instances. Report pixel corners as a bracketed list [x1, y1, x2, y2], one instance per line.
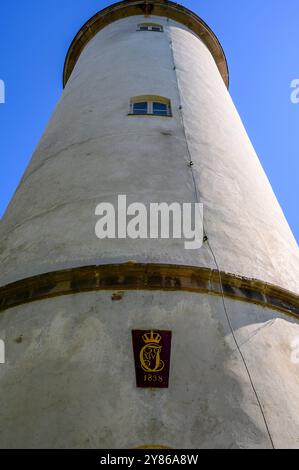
[128, 114, 172, 118]
[136, 30, 163, 33]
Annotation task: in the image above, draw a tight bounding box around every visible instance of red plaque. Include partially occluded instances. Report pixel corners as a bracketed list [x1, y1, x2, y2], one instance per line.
[132, 330, 172, 388]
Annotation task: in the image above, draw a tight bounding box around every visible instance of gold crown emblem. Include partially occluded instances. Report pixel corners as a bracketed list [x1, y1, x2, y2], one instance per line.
[142, 331, 162, 345]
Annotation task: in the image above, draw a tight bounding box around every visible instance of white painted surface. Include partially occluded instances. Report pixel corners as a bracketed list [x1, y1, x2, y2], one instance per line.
[0, 290, 299, 449]
[0, 10, 299, 449]
[0, 16, 298, 293]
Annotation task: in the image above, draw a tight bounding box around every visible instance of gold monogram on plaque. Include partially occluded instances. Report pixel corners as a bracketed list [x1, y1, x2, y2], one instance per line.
[140, 331, 165, 373]
[132, 330, 172, 388]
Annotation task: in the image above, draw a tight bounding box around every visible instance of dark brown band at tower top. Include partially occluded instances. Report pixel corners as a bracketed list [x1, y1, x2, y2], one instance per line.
[0, 263, 298, 318]
[63, 0, 229, 88]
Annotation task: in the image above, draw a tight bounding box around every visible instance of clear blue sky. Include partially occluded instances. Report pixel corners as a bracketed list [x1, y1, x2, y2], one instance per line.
[0, 0, 298, 243]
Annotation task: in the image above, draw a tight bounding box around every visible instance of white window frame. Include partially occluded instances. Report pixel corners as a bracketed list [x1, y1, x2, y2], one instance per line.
[137, 23, 164, 32]
[131, 101, 148, 115]
[151, 101, 171, 116]
[130, 98, 172, 117]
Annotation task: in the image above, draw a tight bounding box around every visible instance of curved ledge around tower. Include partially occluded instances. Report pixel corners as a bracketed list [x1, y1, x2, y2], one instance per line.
[0, 263, 298, 318]
[63, 0, 229, 88]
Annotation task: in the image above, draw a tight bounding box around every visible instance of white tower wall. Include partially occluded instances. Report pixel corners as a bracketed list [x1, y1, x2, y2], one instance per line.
[1, 14, 298, 291]
[0, 2, 299, 449]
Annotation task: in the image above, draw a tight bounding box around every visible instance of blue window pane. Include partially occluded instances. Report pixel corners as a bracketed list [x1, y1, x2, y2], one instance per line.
[152, 27, 162, 32]
[139, 26, 148, 31]
[133, 102, 148, 114]
[153, 102, 169, 116]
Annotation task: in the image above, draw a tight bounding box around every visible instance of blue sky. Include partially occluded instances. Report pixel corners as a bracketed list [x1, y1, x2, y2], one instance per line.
[0, 0, 298, 243]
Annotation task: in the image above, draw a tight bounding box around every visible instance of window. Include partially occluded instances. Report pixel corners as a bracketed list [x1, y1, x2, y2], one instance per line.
[132, 102, 148, 115]
[137, 23, 163, 32]
[130, 96, 172, 117]
[153, 102, 169, 116]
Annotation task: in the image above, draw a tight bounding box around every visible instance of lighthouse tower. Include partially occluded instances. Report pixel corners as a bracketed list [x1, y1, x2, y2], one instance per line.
[0, 0, 299, 449]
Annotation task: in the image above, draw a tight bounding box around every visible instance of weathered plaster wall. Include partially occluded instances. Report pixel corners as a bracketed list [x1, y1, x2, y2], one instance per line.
[0, 15, 298, 293]
[0, 290, 299, 449]
[1, 10, 299, 450]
